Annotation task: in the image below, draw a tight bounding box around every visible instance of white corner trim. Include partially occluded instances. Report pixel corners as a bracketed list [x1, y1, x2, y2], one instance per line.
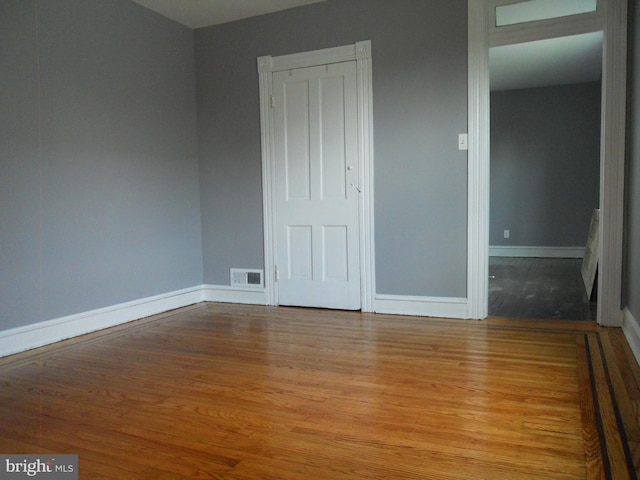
[597, 0, 627, 327]
[356, 40, 375, 313]
[489, 246, 585, 258]
[201, 284, 267, 305]
[374, 294, 471, 319]
[622, 307, 640, 368]
[467, 0, 490, 320]
[0, 286, 204, 358]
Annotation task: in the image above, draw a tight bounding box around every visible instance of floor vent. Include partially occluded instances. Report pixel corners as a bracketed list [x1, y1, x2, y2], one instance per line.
[230, 269, 264, 287]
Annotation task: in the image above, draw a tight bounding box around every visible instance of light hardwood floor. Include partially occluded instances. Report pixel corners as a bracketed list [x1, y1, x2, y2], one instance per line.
[1, 303, 638, 479]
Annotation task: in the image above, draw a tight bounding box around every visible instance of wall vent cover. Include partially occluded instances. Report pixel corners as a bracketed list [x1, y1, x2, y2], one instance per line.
[230, 269, 264, 287]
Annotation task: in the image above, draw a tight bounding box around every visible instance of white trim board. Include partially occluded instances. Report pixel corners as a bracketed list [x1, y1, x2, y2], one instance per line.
[201, 284, 267, 305]
[0, 284, 271, 359]
[467, 0, 491, 320]
[0, 286, 203, 358]
[489, 246, 585, 258]
[374, 294, 470, 319]
[623, 308, 640, 368]
[0, 286, 466, 359]
[257, 41, 375, 312]
[597, 0, 628, 327]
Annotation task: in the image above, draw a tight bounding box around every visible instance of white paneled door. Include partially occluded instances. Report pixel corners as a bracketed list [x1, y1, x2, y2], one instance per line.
[273, 61, 361, 310]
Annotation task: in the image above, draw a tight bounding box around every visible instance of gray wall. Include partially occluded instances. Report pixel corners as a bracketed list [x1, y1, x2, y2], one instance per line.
[625, 0, 640, 321]
[490, 83, 601, 248]
[1, 1, 42, 328]
[0, 0, 203, 330]
[3, 0, 635, 329]
[195, 0, 469, 297]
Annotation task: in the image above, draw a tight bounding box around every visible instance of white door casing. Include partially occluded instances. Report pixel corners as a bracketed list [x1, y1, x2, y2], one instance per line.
[258, 41, 375, 311]
[272, 62, 360, 309]
[468, 0, 627, 326]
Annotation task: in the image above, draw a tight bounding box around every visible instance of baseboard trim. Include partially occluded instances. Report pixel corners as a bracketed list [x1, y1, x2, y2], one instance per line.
[374, 294, 470, 319]
[0, 287, 473, 358]
[489, 246, 585, 258]
[622, 307, 640, 368]
[202, 284, 268, 305]
[0, 286, 204, 359]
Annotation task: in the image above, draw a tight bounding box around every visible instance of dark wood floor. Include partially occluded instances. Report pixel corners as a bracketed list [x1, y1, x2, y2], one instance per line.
[1, 303, 638, 479]
[489, 256, 596, 320]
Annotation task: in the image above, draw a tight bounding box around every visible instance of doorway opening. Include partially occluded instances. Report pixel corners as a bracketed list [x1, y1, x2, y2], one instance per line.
[468, 0, 627, 326]
[488, 32, 602, 320]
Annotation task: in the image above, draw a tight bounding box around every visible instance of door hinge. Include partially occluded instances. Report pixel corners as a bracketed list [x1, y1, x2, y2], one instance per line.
[274, 265, 280, 282]
[270, 95, 275, 108]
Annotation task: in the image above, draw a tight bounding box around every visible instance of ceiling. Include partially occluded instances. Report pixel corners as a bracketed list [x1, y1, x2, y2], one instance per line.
[490, 31, 603, 91]
[130, 0, 328, 29]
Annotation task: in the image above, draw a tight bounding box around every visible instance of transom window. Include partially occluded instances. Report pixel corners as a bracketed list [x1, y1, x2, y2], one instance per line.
[496, 0, 597, 27]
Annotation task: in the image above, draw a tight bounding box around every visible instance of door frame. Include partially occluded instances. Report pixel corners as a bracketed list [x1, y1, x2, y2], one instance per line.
[257, 41, 375, 311]
[467, 0, 628, 326]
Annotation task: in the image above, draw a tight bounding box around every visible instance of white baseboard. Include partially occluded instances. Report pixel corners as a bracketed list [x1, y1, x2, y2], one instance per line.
[622, 307, 640, 368]
[0, 286, 468, 359]
[374, 294, 470, 319]
[202, 284, 268, 305]
[489, 246, 585, 258]
[0, 286, 204, 358]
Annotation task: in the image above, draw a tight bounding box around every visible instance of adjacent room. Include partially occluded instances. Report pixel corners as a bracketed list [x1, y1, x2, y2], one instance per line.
[1, 0, 639, 478]
[489, 32, 603, 321]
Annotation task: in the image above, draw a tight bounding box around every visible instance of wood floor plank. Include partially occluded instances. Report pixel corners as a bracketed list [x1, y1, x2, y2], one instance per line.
[0, 303, 638, 479]
[586, 334, 632, 480]
[577, 334, 607, 480]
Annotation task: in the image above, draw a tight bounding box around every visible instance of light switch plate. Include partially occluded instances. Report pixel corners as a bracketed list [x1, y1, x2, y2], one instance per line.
[458, 133, 468, 151]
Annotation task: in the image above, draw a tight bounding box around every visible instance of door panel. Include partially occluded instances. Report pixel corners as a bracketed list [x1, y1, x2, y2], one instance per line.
[287, 225, 313, 280]
[273, 62, 360, 310]
[283, 80, 311, 200]
[319, 76, 348, 200]
[322, 226, 348, 282]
